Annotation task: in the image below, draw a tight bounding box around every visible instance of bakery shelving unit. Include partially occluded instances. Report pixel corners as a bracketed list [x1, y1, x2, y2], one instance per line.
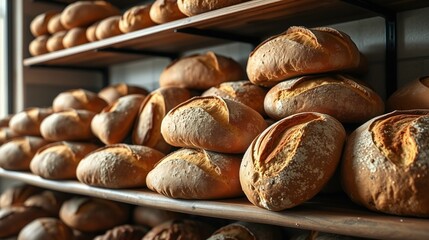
[3, 0, 429, 239]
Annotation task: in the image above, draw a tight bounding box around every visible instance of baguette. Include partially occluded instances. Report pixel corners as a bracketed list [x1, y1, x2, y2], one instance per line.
[47, 13, 66, 34]
[60, 1, 120, 29]
[30, 10, 60, 37]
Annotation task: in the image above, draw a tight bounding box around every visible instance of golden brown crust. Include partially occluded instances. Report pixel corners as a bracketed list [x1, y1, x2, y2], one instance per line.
[264, 75, 385, 123]
[119, 5, 156, 33]
[52, 89, 108, 113]
[208, 222, 283, 240]
[159, 52, 244, 90]
[94, 225, 149, 240]
[240, 112, 346, 211]
[98, 83, 149, 104]
[0, 207, 51, 238]
[30, 10, 60, 37]
[133, 206, 184, 227]
[17, 217, 74, 240]
[0, 185, 42, 208]
[23, 191, 70, 216]
[247, 26, 362, 87]
[95, 16, 123, 40]
[9, 107, 53, 136]
[86, 21, 101, 42]
[0, 115, 12, 127]
[177, 0, 248, 16]
[29, 35, 49, 56]
[63, 27, 89, 48]
[60, 1, 120, 29]
[387, 76, 429, 111]
[341, 110, 429, 217]
[48, 13, 66, 34]
[47, 30, 67, 52]
[150, 0, 187, 24]
[142, 219, 215, 240]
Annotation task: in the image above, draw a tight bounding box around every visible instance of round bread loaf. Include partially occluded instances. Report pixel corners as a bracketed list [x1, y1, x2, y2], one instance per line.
[132, 87, 191, 153]
[0, 127, 20, 145]
[77, 144, 164, 188]
[17, 218, 74, 240]
[0, 184, 42, 208]
[240, 112, 346, 211]
[202, 80, 268, 116]
[133, 206, 184, 227]
[30, 141, 99, 180]
[24, 190, 70, 216]
[159, 51, 244, 90]
[29, 35, 49, 56]
[264, 75, 385, 123]
[177, 0, 248, 16]
[0, 136, 49, 171]
[0, 206, 51, 238]
[119, 5, 156, 33]
[63, 27, 89, 48]
[30, 10, 60, 37]
[40, 109, 96, 141]
[47, 13, 66, 34]
[9, 107, 53, 136]
[52, 89, 108, 113]
[91, 94, 145, 144]
[161, 96, 267, 153]
[147, 148, 243, 199]
[98, 83, 149, 104]
[47, 30, 67, 52]
[142, 219, 215, 240]
[208, 222, 283, 240]
[387, 76, 429, 111]
[60, 1, 120, 29]
[149, 0, 187, 24]
[341, 110, 429, 217]
[95, 16, 122, 40]
[247, 26, 362, 87]
[86, 21, 101, 42]
[94, 225, 149, 240]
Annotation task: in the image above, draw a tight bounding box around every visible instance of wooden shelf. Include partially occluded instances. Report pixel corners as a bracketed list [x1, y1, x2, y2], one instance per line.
[1, 168, 428, 240]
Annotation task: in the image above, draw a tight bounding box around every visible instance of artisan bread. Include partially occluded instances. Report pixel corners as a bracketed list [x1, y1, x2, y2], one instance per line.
[17, 218, 74, 240]
[52, 89, 108, 113]
[247, 26, 362, 87]
[59, 197, 129, 232]
[47, 30, 67, 52]
[98, 83, 149, 104]
[30, 10, 60, 37]
[0, 127, 20, 145]
[240, 112, 346, 211]
[60, 1, 120, 29]
[77, 144, 164, 188]
[30, 141, 99, 180]
[133, 206, 184, 227]
[0, 115, 12, 127]
[132, 87, 191, 153]
[147, 148, 242, 199]
[0, 136, 49, 171]
[29, 35, 49, 56]
[94, 225, 149, 240]
[0, 206, 51, 238]
[177, 0, 248, 16]
[9, 107, 53, 136]
[63, 27, 89, 48]
[149, 0, 187, 24]
[24, 190, 69, 216]
[91, 94, 145, 144]
[119, 5, 156, 33]
[208, 222, 283, 240]
[47, 13, 66, 34]
[341, 110, 429, 217]
[40, 109, 96, 141]
[159, 51, 244, 90]
[86, 21, 100, 42]
[142, 219, 215, 240]
[0, 184, 42, 208]
[387, 76, 429, 111]
[95, 16, 122, 40]
[202, 80, 268, 116]
[264, 75, 385, 123]
[161, 96, 267, 153]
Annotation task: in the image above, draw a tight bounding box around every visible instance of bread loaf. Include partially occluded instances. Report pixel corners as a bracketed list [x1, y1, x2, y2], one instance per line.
[341, 110, 429, 217]
[133, 206, 184, 227]
[98, 83, 149, 104]
[9, 107, 53, 136]
[40, 109, 96, 141]
[264, 75, 385, 123]
[91, 94, 145, 144]
[29, 35, 49, 56]
[240, 112, 346, 211]
[0, 184, 42, 208]
[95, 16, 122, 40]
[149, 0, 187, 24]
[142, 219, 215, 240]
[94, 225, 149, 240]
[208, 222, 283, 240]
[119, 5, 156, 33]
[52, 89, 107, 113]
[177, 0, 248, 16]
[161, 96, 267, 153]
[0, 206, 51, 238]
[63, 27, 89, 48]
[132, 87, 191, 153]
[60, 1, 120, 29]
[30, 141, 99, 180]
[387, 76, 429, 111]
[0, 127, 20, 145]
[159, 51, 244, 90]
[0, 115, 12, 127]
[24, 190, 69, 216]
[47, 30, 67, 52]
[30, 10, 60, 37]
[77, 144, 164, 188]
[17, 218, 74, 240]
[47, 13, 66, 34]
[0, 136, 49, 171]
[247, 26, 362, 87]
[86, 21, 100, 42]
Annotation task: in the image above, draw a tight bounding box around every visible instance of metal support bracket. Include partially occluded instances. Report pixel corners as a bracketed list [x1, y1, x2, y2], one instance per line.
[97, 47, 180, 60]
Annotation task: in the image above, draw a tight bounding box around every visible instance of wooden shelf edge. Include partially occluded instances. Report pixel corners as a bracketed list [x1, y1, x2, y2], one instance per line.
[1, 168, 428, 240]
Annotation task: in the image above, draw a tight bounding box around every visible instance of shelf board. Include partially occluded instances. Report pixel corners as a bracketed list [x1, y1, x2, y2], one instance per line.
[1, 168, 428, 240]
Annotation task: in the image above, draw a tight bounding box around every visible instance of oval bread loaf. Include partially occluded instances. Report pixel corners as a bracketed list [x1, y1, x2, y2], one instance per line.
[208, 222, 283, 240]
[60, 1, 120, 29]
[23, 190, 69, 216]
[0, 185, 42, 208]
[0, 127, 20, 145]
[29, 35, 49, 56]
[9, 107, 53, 136]
[17, 218, 74, 240]
[98, 83, 149, 104]
[47, 30, 67, 52]
[0, 206, 51, 238]
[52, 89, 107, 113]
[94, 225, 149, 240]
[133, 206, 184, 227]
[30, 10, 60, 37]
[387, 76, 429, 111]
[63, 27, 89, 48]
[95, 16, 122, 40]
[86, 21, 101, 42]
[177, 0, 248, 16]
[149, 0, 186, 24]
[47, 13, 66, 34]
[142, 219, 215, 240]
[119, 5, 156, 33]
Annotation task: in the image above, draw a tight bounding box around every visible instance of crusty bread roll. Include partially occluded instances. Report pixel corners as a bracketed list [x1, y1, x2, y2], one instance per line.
[9, 107, 53, 136]
[60, 1, 120, 29]
[94, 225, 149, 240]
[47, 13, 66, 34]
[98, 83, 149, 104]
[23, 190, 69, 216]
[0, 184, 42, 208]
[47, 30, 67, 52]
[86, 21, 100, 42]
[247, 26, 363, 87]
[132, 87, 191, 153]
[133, 206, 184, 227]
[30, 141, 99, 180]
[59, 197, 129, 232]
[52, 89, 108, 113]
[202, 80, 268, 116]
[147, 148, 242, 199]
[264, 75, 385, 123]
[91, 94, 145, 144]
[0, 115, 12, 127]
[18, 218, 74, 240]
[29, 35, 49, 56]
[77, 144, 164, 188]
[387, 76, 429, 111]
[240, 112, 346, 211]
[341, 110, 429, 217]
[177, 0, 248, 16]
[149, 0, 187, 24]
[159, 51, 244, 90]
[142, 219, 215, 240]
[0, 206, 51, 238]
[0, 127, 20, 145]
[208, 222, 283, 240]
[95, 16, 122, 40]
[30, 10, 60, 37]
[0, 136, 49, 171]
[161, 96, 267, 153]
[40, 109, 96, 141]
[119, 5, 156, 33]
[63, 27, 89, 48]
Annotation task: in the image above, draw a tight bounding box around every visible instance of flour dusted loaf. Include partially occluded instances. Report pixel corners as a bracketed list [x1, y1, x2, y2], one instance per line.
[94, 225, 149, 240]
[159, 51, 244, 90]
[9, 107, 53, 136]
[47, 30, 66, 52]
[0, 206, 51, 238]
[29, 35, 49, 56]
[247, 26, 363, 87]
[17, 218, 74, 240]
[63, 27, 89, 48]
[264, 75, 384, 123]
[53, 89, 107, 112]
[150, 0, 186, 24]
[98, 83, 149, 104]
[177, 0, 249, 16]
[0, 184, 42, 208]
[341, 110, 429, 217]
[47, 13, 66, 34]
[95, 16, 122, 40]
[142, 219, 215, 240]
[133, 206, 184, 227]
[30, 10, 60, 37]
[161, 96, 267, 153]
[208, 222, 283, 240]
[119, 5, 156, 33]
[60, 1, 120, 29]
[387, 76, 429, 111]
[240, 112, 346, 211]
